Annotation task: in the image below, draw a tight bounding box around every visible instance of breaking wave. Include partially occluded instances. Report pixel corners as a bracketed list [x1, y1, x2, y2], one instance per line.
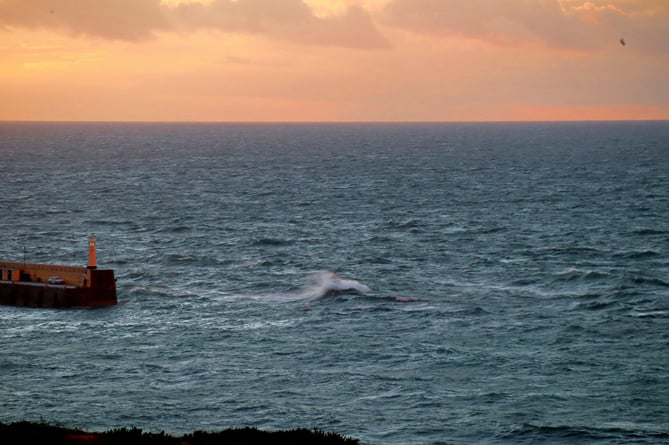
[297, 271, 372, 299]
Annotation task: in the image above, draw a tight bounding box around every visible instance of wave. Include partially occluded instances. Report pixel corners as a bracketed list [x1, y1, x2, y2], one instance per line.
[554, 267, 610, 281]
[123, 271, 424, 307]
[385, 218, 421, 230]
[539, 246, 605, 256]
[623, 275, 669, 288]
[498, 422, 669, 443]
[632, 228, 669, 236]
[633, 310, 669, 319]
[251, 237, 293, 246]
[613, 249, 661, 259]
[299, 271, 372, 299]
[127, 285, 199, 300]
[233, 271, 374, 303]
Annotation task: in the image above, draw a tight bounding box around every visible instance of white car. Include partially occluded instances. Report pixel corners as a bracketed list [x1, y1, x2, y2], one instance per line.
[48, 276, 65, 284]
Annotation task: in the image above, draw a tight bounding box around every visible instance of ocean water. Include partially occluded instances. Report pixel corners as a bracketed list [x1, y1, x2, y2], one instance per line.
[1, 121, 668, 444]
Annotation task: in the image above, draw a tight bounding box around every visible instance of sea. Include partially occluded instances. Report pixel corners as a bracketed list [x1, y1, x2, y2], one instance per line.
[1, 121, 668, 444]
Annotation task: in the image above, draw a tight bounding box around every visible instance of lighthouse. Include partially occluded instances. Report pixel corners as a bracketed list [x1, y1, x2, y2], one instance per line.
[88, 235, 97, 269]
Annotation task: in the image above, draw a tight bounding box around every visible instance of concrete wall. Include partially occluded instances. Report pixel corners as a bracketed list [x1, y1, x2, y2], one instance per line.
[0, 261, 89, 287]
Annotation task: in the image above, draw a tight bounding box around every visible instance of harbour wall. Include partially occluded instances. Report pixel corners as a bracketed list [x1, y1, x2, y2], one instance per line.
[0, 261, 88, 286]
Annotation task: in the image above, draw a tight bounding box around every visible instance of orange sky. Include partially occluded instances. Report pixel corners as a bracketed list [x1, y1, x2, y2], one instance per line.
[1, 0, 668, 122]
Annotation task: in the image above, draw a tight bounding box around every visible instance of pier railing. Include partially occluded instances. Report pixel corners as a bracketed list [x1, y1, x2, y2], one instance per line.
[0, 261, 87, 274]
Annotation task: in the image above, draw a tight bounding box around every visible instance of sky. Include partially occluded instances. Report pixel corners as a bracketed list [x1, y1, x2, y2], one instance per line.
[1, 0, 668, 122]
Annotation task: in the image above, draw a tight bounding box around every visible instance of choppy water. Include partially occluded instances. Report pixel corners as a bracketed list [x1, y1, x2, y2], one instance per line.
[1, 121, 668, 444]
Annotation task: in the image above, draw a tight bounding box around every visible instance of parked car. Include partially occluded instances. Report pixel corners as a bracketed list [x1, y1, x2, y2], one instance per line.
[48, 276, 65, 284]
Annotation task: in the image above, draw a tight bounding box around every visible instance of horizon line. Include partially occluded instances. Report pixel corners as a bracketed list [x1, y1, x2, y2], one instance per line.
[2, 118, 668, 125]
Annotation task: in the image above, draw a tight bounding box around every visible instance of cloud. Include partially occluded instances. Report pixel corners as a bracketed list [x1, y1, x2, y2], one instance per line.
[0, 0, 169, 41]
[379, 0, 669, 53]
[173, 0, 390, 48]
[0, 0, 389, 48]
[560, 0, 669, 54]
[379, 0, 595, 49]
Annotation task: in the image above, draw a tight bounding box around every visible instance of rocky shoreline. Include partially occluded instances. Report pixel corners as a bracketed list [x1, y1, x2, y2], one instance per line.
[0, 421, 359, 444]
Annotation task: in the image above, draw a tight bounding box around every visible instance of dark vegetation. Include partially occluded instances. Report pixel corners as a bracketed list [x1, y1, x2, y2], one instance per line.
[0, 421, 359, 444]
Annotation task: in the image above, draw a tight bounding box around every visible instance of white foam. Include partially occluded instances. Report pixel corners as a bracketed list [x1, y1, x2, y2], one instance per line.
[299, 271, 372, 299]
